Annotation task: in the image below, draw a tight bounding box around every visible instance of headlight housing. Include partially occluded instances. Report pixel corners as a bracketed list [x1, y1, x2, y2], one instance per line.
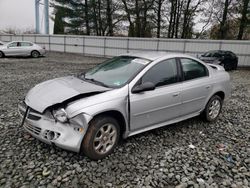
[52, 108, 68, 123]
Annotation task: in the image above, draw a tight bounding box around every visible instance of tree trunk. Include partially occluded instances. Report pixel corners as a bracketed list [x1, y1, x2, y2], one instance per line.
[175, 0, 183, 38]
[97, 0, 103, 36]
[135, 0, 141, 37]
[92, 0, 99, 35]
[181, 0, 191, 38]
[156, 0, 163, 38]
[106, 0, 113, 36]
[219, 0, 230, 39]
[171, 0, 177, 38]
[238, 0, 249, 39]
[122, 0, 135, 37]
[168, 0, 174, 38]
[85, 0, 90, 35]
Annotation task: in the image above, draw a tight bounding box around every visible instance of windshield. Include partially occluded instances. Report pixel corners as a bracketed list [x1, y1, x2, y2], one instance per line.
[81, 56, 151, 88]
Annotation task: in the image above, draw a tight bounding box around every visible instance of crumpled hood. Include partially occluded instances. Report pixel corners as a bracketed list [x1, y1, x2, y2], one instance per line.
[25, 76, 110, 113]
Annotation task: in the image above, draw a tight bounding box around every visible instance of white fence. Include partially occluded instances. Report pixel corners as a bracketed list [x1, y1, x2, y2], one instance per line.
[0, 34, 250, 66]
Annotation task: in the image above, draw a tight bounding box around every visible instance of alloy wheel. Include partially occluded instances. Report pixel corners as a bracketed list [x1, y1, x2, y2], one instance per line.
[208, 99, 221, 120]
[93, 123, 117, 154]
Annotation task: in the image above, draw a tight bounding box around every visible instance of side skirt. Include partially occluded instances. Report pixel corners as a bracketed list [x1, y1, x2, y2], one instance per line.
[127, 112, 200, 137]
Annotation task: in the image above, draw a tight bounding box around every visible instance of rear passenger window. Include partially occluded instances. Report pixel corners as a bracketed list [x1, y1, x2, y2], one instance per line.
[180, 58, 208, 81]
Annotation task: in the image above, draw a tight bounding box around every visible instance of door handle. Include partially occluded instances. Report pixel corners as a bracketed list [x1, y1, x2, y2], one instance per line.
[173, 93, 180, 97]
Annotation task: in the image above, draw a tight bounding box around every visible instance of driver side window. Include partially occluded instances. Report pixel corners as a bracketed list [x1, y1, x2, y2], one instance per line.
[8, 42, 18, 48]
[141, 58, 178, 87]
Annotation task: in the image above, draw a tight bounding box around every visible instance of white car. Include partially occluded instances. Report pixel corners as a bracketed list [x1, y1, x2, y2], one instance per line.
[0, 41, 4, 45]
[0, 41, 46, 58]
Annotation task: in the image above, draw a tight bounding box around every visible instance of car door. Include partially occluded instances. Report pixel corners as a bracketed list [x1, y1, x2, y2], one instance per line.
[179, 58, 211, 116]
[5, 42, 19, 56]
[129, 58, 182, 132]
[20, 42, 33, 56]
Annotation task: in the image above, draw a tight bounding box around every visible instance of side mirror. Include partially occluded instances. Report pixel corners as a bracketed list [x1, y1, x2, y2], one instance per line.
[132, 82, 155, 93]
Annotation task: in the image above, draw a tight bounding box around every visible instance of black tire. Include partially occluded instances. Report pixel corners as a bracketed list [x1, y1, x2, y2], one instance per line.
[233, 61, 238, 70]
[220, 62, 230, 71]
[202, 95, 223, 122]
[81, 116, 120, 160]
[0, 51, 4, 58]
[31, 50, 40, 58]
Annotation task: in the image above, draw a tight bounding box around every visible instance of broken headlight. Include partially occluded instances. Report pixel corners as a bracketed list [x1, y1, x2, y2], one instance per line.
[52, 108, 68, 123]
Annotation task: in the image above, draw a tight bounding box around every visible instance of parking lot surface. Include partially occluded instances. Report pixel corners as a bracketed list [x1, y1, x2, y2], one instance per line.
[0, 52, 249, 187]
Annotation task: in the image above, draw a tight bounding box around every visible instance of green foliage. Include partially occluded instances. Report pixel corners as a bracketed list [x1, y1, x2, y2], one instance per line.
[53, 6, 65, 34]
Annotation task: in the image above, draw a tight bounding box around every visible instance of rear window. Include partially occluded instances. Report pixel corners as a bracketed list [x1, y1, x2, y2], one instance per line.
[21, 42, 33, 47]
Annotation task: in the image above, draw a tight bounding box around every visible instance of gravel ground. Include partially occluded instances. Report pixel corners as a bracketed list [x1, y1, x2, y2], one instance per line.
[0, 52, 249, 188]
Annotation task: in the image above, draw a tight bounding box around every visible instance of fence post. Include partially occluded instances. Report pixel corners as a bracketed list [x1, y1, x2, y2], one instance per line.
[157, 39, 160, 51]
[48, 35, 51, 51]
[127, 38, 129, 53]
[64, 36, 66, 53]
[83, 36, 85, 56]
[104, 37, 106, 57]
[219, 40, 222, 50]
[183, 40, 187, 53]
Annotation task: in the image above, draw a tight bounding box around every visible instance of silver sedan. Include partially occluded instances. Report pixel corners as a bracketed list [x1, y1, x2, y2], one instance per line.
[0, 41, 46, 58]
[18, 52, 231, 160]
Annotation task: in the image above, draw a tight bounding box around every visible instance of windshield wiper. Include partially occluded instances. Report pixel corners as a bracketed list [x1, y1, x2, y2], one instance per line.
[83, 77, 110, 88]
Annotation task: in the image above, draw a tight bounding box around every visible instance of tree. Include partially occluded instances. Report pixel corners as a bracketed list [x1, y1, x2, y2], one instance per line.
[238, 0, 250, 39]
[155, 0, 165, 38]
[121, 0, 155, 37]
[53, 7, 65, 34]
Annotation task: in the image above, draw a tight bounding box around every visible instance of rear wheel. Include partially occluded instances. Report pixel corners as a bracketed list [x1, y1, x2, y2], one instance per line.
[233, 61, 238, 70]
[203, 95, 222, 122]
[31, 50, 40, 58]
[0, 51, 4, 58]
[220, 62, 232, 71]
[81, 116, 120, 160]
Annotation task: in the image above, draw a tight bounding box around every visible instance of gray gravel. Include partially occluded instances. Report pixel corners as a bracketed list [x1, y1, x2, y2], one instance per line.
[0, 52, 249, 188]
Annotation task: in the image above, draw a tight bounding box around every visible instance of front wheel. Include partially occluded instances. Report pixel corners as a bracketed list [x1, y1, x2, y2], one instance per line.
[81, 116, 120, 160]
[203, 95, 222, 122]
[0, 51, 4, 58]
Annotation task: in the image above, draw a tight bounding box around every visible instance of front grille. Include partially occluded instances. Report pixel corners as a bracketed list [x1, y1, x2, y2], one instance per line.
[24, 123, 41, 135]
[19, 101, 41, 121]
[28, 114, 41, 121]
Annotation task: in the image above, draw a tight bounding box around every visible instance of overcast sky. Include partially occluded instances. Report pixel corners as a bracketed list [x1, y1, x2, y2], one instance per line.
[0, 0, 53, 34]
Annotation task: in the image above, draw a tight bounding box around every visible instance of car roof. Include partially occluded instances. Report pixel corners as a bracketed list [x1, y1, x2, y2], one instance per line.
[9, 41, 33, 43]
[205, 50, 234, 54]
[121, 51, 193, 61]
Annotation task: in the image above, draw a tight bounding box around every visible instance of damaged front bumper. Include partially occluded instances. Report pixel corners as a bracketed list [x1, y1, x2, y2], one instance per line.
[18, 101, 91, 153]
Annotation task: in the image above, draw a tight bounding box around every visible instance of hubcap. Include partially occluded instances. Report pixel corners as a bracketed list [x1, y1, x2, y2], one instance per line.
[33, 52, 39, 57]
[208, 99, 221, 119]
[93, 123, 117, 154]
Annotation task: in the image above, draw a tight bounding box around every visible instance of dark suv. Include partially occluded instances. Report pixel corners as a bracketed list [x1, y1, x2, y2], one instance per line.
[199, 50, 238, 71]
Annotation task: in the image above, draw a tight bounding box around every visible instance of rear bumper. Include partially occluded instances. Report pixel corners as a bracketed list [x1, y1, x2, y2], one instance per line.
[39, 49, 46, 56]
